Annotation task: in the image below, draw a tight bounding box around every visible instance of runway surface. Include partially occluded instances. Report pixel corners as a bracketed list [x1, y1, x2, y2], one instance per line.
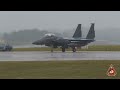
[0, 51, 120, 61]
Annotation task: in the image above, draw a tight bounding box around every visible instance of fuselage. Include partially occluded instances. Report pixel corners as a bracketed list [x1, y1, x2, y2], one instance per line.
[32, 23, 95, 52]
[32, 34, 95, 48]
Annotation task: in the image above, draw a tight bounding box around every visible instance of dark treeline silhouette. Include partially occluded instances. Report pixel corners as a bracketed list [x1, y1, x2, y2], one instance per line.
[2, 27, 120, 45]
[2, 29, 62, 45]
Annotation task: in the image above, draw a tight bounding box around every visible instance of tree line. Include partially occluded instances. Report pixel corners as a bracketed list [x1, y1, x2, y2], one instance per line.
[2, 29, 62, 45]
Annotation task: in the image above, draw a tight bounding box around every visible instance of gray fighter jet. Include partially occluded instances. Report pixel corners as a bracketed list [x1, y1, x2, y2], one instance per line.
[32, 23, 95, 52]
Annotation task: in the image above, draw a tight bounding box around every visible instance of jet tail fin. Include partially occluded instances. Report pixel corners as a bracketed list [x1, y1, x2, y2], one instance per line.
[86, 23, 95, 39]
[73, 24, 82, 38]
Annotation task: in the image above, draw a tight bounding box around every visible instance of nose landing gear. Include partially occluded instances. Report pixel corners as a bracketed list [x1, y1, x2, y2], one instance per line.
[61, 47, 65, 52]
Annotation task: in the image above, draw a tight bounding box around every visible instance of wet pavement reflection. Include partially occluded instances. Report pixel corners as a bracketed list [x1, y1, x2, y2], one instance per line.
[0, 51, 120, 61]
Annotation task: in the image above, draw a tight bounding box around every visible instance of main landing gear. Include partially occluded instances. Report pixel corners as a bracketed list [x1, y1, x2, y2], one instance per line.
[61, 47, 66, 52]
[50, 45, 77, 53]
[51, 48, 53, 52]
[72, 47, 76, 52]
[61, 46, 77, 52]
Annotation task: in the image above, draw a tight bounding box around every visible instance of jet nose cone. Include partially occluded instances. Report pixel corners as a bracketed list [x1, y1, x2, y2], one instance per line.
[32, 40, 43, 45]
[32, 41, 38, 45]
[32, 42, 35, 44]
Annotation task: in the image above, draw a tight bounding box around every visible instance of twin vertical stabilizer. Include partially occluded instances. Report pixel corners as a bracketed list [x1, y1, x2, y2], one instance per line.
[73, 23, 95, 39]
[73, 24, 82, 38]
[86, 23, 95, 39]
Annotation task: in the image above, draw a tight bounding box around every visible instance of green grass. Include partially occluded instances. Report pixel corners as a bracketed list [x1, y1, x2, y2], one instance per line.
[0, 60, 120, 79]
[13, 45, 120, 51]
[84, 45, 120, 51]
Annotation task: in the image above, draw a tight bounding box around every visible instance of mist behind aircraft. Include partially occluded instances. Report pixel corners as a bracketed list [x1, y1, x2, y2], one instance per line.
[0, 11, 120, 32]
[0, 11, 120, 45]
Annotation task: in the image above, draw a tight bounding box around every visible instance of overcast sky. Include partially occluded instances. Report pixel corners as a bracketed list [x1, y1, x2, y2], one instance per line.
[0, 11, 120, 33]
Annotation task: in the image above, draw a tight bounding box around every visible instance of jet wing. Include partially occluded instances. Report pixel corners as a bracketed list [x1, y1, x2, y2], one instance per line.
[69, 39, 95, 43]
[62, 38, 95, 47]
[64, 38, 95, 42]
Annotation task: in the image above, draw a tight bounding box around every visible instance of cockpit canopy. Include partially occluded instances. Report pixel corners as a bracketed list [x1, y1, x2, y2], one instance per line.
[44, 33, 55, 37]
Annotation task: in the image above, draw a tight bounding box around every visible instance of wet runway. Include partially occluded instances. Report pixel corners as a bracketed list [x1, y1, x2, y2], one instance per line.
[0, 51, 120, 61]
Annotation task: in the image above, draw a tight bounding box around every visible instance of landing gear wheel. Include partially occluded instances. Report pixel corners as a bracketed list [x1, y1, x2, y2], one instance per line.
[51, 45, 53, 52]
[51, 49, 53, 52]
[62, 47, 65, 52]
[72, 47, 76, 52]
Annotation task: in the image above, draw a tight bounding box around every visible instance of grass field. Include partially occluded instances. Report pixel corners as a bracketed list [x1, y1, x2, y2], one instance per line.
[13, 45, 120, 51]
[0, 60, 120, 79]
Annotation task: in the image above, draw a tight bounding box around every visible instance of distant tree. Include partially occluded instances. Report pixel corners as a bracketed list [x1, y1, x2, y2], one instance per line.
[2, 29, 50, 45]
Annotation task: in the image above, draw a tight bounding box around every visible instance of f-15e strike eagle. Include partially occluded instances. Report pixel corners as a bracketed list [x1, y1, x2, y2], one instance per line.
[32, 23, 95, 52]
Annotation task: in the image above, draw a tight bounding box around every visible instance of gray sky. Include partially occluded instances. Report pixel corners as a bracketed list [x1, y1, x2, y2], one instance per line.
[0, 11, 120, 33]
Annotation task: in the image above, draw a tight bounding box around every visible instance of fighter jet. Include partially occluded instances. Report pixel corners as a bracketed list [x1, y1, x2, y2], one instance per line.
[32, 23, 95, 52]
